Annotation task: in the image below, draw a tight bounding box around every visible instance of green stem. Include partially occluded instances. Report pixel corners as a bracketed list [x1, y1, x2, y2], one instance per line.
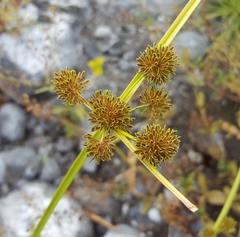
[120, 73, 145, 103]
[130, 104, 148, 112]
[30, 129, 103, 237]
[120, 0, 201, 104]
[158, 0, 201, 47]
[114, 130, 198, 212]
[213, 167, 240, 233]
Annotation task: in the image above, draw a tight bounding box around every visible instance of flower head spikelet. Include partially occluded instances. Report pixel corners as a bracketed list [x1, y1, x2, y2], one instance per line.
[140, 86, 173, 119]
[135, 124, 180, 167]
[83, 134, 116, 165]
[220, 217, 236, 235]
[88, 90, 134, 132]
[52, 67, 89, 105]
[137, 44, 178, 85]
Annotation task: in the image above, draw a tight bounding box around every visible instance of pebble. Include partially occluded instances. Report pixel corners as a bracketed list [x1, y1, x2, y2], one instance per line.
[94, 25, 112, 39]
[174, 31, 209, 60]
[0, 158, 6, 183]
[23, 158, 42, 180]
[0, 103, 27, 142]
[103, 224, 140, 237]
[109, 40, 127, 56]
[147, 207, 162, 223]
[40, 158, 61, 182]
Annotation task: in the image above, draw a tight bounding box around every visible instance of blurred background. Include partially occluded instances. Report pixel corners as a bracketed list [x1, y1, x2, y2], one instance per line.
[0, 0, 239, 236]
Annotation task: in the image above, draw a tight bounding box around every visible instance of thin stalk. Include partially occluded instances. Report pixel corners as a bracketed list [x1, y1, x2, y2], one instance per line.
[114, 130, 198, 212]
[120, 0, 202, 104]
[213, 167, 240, 233]
[130, 104, 148, 112]
[30, 129, 103, 237]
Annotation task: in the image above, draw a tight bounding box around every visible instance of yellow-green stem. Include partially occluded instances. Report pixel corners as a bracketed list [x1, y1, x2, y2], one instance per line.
[30, 129, 103, 237]
[114, 130, 198, 212]
[130, 104, 148, 112]
[120, 0, 201, 104]
[213, 167, 240, 233]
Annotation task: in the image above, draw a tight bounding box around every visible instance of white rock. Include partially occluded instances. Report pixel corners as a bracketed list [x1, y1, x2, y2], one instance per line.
[0, 182, 93, 237]
[0, 21, 84, 84]
[103, 224, 139, 237]
[0, 103, 27, 142]
[147, 207, 162, 223]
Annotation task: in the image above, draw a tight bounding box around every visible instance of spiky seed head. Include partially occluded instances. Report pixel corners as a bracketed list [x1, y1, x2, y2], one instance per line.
[137, 44, 178, 85]
[135, 124, 180, 167]
[52, 67, 89, 105]
[201, 227, 216, 237]
[88, 90, 134, 132]
[139, 86, 173, 119]
[220, 217, 236, 235]
[83, 134, 116, 165]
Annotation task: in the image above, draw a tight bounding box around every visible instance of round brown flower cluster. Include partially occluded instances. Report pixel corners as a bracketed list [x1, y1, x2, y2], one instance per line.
[137, 44, 178, 85]
[88, 90, 134, 132]
[52, 67, 89, 105]
[83, 134, 116, 165]
[139, 86, 172, 119]
[135, 124, 180, 167]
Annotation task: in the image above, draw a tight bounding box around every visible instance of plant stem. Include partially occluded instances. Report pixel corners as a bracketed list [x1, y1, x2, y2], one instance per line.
[130, 104, 148, 112]
[213, 167, 240, 233]
[114, 130, 198, 212]
[30, 130, 103, 237]
[120, 0, 202, 104]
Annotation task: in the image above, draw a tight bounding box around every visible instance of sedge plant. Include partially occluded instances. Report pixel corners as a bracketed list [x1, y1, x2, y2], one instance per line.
[30, 0, 201, 236]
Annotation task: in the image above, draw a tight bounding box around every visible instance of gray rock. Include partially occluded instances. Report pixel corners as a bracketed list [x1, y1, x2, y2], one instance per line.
[0, 146, 36, 184]
[187, 149, 203, 164]
[0, 182, 93, 237]
[0, 103, 27, 142]
[55, 138, 73, 152]
[0, 158, 6, 183]
[23, 158, 43, 179]
[94, 25, 112, 39]
[40, 158, 61, 182]
[109, 41, 127, 56]
[174, 31, 209, 60]
[103, 224, 140, 237]
[82, 159, 97, 173]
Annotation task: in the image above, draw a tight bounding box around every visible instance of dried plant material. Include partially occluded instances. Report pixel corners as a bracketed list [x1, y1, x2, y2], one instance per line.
[221, 121, 240, 140]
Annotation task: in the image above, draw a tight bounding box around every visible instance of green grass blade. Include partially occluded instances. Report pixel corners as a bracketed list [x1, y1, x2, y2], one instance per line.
[114, 130, 198, 212]
[30, 129, 103, 237]
[158, 0, 201, 46]
[213, 167, 240, 233]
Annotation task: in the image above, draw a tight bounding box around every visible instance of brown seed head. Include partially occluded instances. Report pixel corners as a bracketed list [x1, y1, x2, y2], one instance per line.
[52, 67, 89, 105]
[83, 134, 116, 164]
[220, 217, 236, 235]
[137, 44, 178, 85]
[88, 90, 134, 132]
[139, 86, 173, 119]
[135, 124, 180, 167]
